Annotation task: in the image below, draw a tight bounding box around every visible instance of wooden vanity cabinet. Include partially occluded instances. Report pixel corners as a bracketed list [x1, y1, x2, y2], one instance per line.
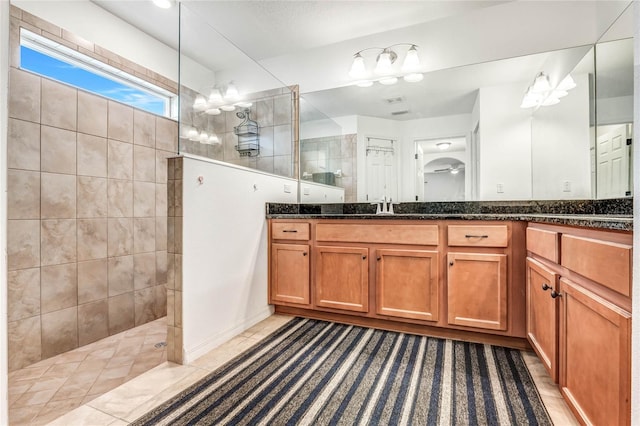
[446, 224, 515, 332]
[269, 222, 311, 307]
[526, 223, 632, 425]
[315, 245, 369, 312]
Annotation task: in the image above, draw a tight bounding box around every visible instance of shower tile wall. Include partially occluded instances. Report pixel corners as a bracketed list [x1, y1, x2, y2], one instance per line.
[6, 8, 177, 371]
[180, 85, 297, 178]
[301, 134, 358, 202]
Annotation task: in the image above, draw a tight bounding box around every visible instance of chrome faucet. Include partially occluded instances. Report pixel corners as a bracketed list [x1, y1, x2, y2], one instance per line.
[372, 196, 394, 215]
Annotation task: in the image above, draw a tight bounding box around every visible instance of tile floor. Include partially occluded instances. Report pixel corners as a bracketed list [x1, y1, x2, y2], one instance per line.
[42, 314, 577, 425]
[8, 317, 167, 425]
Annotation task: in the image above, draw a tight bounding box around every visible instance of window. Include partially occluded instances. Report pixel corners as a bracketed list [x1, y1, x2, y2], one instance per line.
[20, 29, 177, 118]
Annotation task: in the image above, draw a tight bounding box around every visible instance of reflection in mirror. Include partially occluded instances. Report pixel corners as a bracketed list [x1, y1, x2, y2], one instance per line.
[178, 3, 298, 178]
[419, 137, 467, 201]
[595, 37, 633, 198]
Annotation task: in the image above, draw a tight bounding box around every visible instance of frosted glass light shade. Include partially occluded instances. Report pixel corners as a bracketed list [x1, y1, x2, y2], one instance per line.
[541, 95, 560, 106]
[375, 50, 394, 75]
[557, 74, 576, 91]
[355, 80, 374, 87]
[199, 132, 209, 142]
[349, 54, 367, 79]
[379, 76, 398, 85]
[225, 83, 239, 100]
[209, 134, 221, 145]
[220, 105, 236, 112]
[402, 45, 420, 71]
[531, 72, 551, 93]
[193, 95, 207, 111]
[403, 73, 423, 83]
[436, 142, 451, 150]
[208, 89, 223, 103]
[205, 107, 221, 115]
[152, 0, 172, 8]
[187, 128, 199, 141]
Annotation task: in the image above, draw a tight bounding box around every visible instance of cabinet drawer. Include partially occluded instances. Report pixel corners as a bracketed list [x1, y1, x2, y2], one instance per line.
[561, 235, 631, 297]
[526, 227, 559, 263]
[448, 225, 508, 247]
[271, 222, 310, 240]
[316, 223, 438, 245]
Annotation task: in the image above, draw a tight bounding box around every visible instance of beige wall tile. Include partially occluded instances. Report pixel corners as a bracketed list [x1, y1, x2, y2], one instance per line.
[41, 307, 78, 359]
[8, 169, 40, 219]
[166, 326, 175, 363]
[133, 110, 155, 147]
[77, 219, 108, 261]
[259, 127, 274, 157]
[41, 173, 76, 219]
[155, 150, 170, 184]
[41, 219, 77, 266]
[41, 126, 76, 174]
[174, 180, 182, 217]
[274, 155, 292, 177]
[134, 287, 156, 326]
[107, 218, 133, 257]
[174, 327, 183, 364]
[77, 176, 108, 218]
[108, 293, 134, 335]
[41, 78, 77, 131]
[8, 68, 41, 123]
[256, 156, 274, 174]
[154, 284, 167, 319]
[134, 181, 155, 217]
[8, 316, 41, 371]
[274, 124, 292, 156]
[78, 91, 107, 137]
[155, 216, 167, 251]
[134, 252, 156, 290]
[107, 140, 133, 180]
[167, 217, 175, 253]
[174, 219, 183, 254]
[175, 254, 182, 291]
[156, 183, 168, 216]
[134, 217, 155, 253]
[155, 117, 178, 152]
[133, 145, 156, 182]
[78, 300, 109, 346]
[108, 255, 134, 297]
[174, 290, 182, 327]
[78, 259, 108, 305]
[8, 118, 40, 171]
[8, 220, 40, 270]
[107, 179, 133, 218]
[167, 181, 175, 217]
[166, 289, 175, 326]
[77, 133, 107, 177]
[107, 101, 133, 143]
[256, 99, 274, 126]
[8, 268, 41, 322]
[156, 251, 168, 286]
[41, 263, 78, 314]
[22, 10, 61, 36]
[273, 94, 292, 126]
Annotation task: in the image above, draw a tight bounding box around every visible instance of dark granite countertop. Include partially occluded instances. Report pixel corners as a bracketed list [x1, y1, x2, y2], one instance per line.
[266, 199, 633, 231]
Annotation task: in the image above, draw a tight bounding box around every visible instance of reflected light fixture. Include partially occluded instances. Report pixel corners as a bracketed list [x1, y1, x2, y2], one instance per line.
[205, 107, 221, 115]
[235, 101, 253, 108]
[220, 105, 236, 112]
[403, 73, 423, 83]
[208, 134, 221, 145]
[531, 72, 551, 93]
[349, 53, 367, 79]
[436, 142, 451, 150]
[187, 128, 199, 141]
[521, 72, 577, 109]
[379, 76, 398, 85]
[225, 83, 239, 100]
[193, 95, 207, 112]
[152, 0, 172, 8]
[375, 49, 396, 75]
[557, 74, 576, 91]
[355, 80, 374, 88]
[402, 45, 420, 72]
[208, 89, 223, 103]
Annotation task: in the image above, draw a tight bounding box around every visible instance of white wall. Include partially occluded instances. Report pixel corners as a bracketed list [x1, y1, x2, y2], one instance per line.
[300, 115, 357, 140]
[180, 156, 297, 363]
[11, 0, 211, 91]
[531, 73, 592, 199]
[478, 83, 533, 200]
[299, 181, 344, 203]
[1, 1, 9, 423]
[597, 95, 634, 125]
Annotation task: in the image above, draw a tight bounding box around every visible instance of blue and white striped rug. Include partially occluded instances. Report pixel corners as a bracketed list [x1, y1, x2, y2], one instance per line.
[133, 318, 551, 425]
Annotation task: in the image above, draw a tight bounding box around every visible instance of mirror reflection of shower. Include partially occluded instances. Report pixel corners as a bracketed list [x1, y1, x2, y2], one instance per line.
[416, 137, 468, 201]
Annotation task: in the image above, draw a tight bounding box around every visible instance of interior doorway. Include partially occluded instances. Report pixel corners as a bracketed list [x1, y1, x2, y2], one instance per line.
[415, 137, 467, 201]
[365, 137, 397, 202]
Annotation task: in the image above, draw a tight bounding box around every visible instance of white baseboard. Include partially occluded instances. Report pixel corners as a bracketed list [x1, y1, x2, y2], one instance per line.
[182, 305, 275, 364]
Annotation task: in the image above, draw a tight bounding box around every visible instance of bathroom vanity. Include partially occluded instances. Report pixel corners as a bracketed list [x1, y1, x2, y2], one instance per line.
[266, 200, 633, 425]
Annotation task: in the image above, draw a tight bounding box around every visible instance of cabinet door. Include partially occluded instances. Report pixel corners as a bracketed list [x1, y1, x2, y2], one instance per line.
[525, 258, 559, 382]
[376, 249, 438, 321]
[447, 252, 507, 331]
[315, 246, 369, 313]
[270, 243, 310, 305]
[559, 278, 631, 426]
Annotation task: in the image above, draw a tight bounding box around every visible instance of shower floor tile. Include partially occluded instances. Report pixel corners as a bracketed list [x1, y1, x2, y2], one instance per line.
[8, 317, 167, 426]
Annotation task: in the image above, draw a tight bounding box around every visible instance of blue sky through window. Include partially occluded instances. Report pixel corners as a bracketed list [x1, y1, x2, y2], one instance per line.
[21, 46, 166, 115]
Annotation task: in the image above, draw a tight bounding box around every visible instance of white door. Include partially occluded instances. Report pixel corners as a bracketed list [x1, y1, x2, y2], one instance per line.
[597, 125, 629, 198]
[366, 144, 397, 202]
[415, 145, 424, 201]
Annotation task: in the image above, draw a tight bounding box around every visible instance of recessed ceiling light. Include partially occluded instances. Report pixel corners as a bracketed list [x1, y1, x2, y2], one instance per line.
[436, 142, 451, 150]
[152, 0, 172, 9]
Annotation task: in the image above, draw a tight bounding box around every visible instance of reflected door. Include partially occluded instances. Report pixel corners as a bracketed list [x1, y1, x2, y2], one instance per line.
[597, 124, 630, 198]
[366, 146, 397, 201]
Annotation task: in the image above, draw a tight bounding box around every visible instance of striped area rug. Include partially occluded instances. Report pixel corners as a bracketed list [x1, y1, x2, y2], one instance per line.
[132, 318, 551, 425]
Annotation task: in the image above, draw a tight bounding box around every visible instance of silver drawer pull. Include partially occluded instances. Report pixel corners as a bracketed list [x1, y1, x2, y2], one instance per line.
[465, 234, 489, 238]
[282, 230, 298, 233]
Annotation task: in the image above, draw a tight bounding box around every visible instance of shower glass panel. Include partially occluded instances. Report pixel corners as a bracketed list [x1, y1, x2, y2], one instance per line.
[178, 3, 297, 179]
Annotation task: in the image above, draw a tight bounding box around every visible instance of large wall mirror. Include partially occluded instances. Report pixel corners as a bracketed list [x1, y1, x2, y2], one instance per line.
[298, 4, 633, 203]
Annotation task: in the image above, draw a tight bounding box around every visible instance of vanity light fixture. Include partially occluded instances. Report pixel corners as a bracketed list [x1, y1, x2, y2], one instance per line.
[193, 95, 207, 112]
[436, 142, 451, 150]
[208, 89, 223, 103]
[235, 101, 253, 108]
[225, 83, 239, 100]
[521, 72, 577, 109]
[220, 105, 236, 112]
[205, 107, 221, 115]
[208, 134, 221, 145]
[186, 128, 199, 141]
[349, 43, 422, 86]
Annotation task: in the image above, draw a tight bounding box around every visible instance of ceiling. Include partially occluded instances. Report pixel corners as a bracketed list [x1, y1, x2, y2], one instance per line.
[91, 0, 633, 121]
